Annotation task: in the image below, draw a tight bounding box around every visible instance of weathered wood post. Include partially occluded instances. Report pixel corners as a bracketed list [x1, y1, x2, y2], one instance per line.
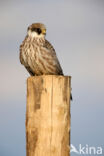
[26, 75, 71, 156]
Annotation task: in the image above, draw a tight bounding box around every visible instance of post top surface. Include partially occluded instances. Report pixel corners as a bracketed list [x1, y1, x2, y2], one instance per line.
[27, 75, 71, 81]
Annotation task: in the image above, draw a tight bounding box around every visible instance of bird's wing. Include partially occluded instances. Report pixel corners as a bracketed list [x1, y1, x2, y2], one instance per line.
[42, 39, 63, 75]
[20, 36, 35, 76]
[25, 66, 35, 76]
[43, 40, 72, 100]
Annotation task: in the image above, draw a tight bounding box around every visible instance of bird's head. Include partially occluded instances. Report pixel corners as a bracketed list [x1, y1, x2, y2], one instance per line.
[27, 23, 46, 38]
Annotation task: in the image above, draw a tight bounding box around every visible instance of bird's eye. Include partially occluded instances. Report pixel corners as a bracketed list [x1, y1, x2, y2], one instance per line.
[31, 27, 41, 35]
[37, 28, 41, 34]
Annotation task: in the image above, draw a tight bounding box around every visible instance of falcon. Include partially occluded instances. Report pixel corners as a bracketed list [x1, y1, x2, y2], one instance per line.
[19, 23, 72, 99]
[20, 23, 63, 76]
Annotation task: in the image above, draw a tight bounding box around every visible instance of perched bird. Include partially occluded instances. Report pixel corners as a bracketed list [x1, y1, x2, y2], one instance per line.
[20, 23, 63, 76]
[20, 23, 72, 99]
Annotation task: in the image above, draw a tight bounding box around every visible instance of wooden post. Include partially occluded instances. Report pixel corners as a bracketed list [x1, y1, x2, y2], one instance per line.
[26, 75, 71, 156]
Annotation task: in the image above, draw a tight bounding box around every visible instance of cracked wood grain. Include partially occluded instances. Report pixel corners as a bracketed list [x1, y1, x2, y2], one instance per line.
[26, 75, 71, 156]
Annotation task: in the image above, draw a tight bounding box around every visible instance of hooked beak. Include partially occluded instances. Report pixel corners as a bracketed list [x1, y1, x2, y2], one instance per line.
[42, 29, 46, 35]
